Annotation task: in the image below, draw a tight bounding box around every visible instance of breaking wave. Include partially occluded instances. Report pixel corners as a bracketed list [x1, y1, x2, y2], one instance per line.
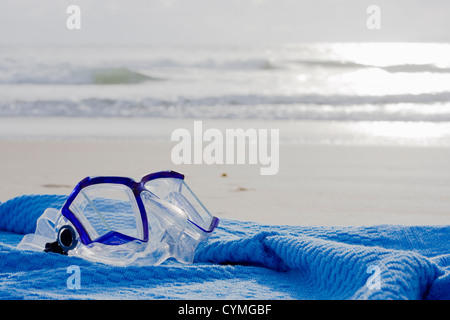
[2, 92, 450, 121]
[0, 67, 163, 85]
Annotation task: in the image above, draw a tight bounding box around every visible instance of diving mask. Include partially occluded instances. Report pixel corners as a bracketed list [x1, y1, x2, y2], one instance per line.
[17, 171, 219, 266]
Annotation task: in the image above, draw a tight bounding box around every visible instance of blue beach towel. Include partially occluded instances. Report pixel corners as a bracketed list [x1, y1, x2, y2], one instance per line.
[0, 194, 448, 300]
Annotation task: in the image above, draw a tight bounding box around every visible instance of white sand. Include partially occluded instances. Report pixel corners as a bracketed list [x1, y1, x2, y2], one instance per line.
[0, 117, 449, 226]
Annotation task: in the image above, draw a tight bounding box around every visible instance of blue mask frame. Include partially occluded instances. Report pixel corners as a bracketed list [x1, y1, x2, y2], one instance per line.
[61, 170, 219, 247]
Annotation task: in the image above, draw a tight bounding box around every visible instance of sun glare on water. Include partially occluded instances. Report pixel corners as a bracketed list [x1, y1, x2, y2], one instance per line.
[318, 43, 450, 145]
[325, 43, 450, 96]
[329, 43, 450, 68]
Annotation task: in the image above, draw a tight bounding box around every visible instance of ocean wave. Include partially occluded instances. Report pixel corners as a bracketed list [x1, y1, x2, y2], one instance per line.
[288, 59, 367, 69]
[381, 64, 450, 73]
[90, 68, 163, 84]
[0, 59, 279, 85]
[0, 67, 163, 85]
[2, 92, 450, 121]
[133, 58, 450, 73]
[164, 91, 450, 106]
[289, 59, 450, 73]
[182, 58, 278, 70]
[1, 58, 448, 86]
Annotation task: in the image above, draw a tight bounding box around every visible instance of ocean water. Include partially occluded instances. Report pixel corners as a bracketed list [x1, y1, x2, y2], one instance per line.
[1, 43, 450, 145]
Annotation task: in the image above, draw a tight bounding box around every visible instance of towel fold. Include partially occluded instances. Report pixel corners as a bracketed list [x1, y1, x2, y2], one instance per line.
[0, 194, 448, 300]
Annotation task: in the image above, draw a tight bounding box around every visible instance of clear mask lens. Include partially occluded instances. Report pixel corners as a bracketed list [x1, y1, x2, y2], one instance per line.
[144, 178, 214, 233]
[68, 183, 145, 244]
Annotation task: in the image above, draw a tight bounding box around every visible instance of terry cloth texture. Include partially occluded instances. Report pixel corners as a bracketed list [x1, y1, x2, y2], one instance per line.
[0, 194, 449, 300]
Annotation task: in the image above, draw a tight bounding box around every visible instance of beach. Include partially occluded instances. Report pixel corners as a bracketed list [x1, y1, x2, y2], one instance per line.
[1, 43, 450, 227]
[1, 117, 449, 227]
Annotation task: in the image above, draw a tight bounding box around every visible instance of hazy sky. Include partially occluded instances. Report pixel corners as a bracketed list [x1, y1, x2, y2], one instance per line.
[1, 0, 449, 45]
